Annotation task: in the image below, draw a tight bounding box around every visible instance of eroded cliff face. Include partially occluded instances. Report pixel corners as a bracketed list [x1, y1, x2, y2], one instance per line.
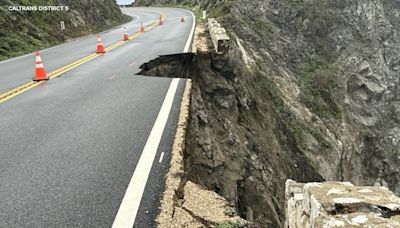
[137, 0, 400, 227]
[0, 0, 129, 59]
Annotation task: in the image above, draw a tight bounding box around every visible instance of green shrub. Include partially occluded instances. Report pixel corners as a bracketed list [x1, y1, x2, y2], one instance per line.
[217, 221, 241, 228]
[299, 61, 342, 120]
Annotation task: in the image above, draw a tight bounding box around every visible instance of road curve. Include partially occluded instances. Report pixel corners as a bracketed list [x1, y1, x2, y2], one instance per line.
[0, 10, 159, 95]
[0, 7, 194, 228]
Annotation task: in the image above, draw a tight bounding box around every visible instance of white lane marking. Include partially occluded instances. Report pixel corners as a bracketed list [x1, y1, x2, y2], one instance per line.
[112, 78, 180, 228]
[0, 16, 140, 65]
[112, 8, 195, 228]
[0, 52, 33, 64]
[106, 15, 140, 34]
[159, 152, 165, 163]
[133, 16, 140, 23]
[183, 9, 196, 52]
[129, 8, 166, 16]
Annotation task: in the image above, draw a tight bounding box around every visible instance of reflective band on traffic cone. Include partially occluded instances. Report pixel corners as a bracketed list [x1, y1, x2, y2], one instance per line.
[180, 16, 185, 22]
[140, 22, 145, 33]
[33, 51, 48, 81]
[96, 34, 105, 54]
[123, 27, 129, 41]
[159, 15, 163, 25]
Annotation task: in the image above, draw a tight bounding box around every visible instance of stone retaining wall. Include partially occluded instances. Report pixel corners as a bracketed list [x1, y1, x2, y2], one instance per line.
[285, 180, 400, 227]
[207, 18, 230, 54]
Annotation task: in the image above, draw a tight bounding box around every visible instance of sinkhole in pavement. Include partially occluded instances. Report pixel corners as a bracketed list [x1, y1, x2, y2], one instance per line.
[137, 53, 195, 79]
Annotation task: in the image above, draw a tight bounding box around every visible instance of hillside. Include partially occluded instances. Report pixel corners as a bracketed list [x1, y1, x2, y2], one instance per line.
[0, 0, 130, 60]
[135, 0, 400, 227]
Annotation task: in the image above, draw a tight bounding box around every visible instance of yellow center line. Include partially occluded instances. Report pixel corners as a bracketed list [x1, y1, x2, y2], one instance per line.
[48, 53, 98, 80]
[0, 11, 166, 104]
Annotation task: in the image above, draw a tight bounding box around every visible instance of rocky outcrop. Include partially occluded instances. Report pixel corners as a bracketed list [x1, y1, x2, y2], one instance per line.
[136, 0, 400, 227]
[0, 0, 129, 60]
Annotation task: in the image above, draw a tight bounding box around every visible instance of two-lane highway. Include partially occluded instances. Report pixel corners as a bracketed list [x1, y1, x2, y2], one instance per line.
[0, 7, 194, 227]
[0, 9, 162, 95]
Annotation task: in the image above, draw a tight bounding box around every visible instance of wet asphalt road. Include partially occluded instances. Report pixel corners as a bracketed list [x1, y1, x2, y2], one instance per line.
[0, 7, 194, 227]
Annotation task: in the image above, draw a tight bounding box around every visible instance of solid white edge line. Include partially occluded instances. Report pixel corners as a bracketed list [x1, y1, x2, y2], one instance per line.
[112, 78, 180, 228]
[159, 152, 165, 163]
[112, 7, 195, 228]
[183, 9, 196, 52]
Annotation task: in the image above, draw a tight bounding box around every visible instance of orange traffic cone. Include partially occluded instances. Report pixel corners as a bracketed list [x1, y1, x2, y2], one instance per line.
[159, 15, 163, 25]
[180, 16, 185, 22]
[33, 51, 48, 81]
[140, 22, 145, 33]
[123, 27, 129, 41]
[96, 34, 105, 54]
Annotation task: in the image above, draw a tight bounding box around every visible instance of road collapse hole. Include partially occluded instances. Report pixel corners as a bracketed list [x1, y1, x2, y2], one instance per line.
[137, 53, 195, 79]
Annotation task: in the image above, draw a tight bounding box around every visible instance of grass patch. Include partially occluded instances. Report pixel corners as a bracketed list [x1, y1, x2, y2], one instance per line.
[216, 221, 241, 228]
